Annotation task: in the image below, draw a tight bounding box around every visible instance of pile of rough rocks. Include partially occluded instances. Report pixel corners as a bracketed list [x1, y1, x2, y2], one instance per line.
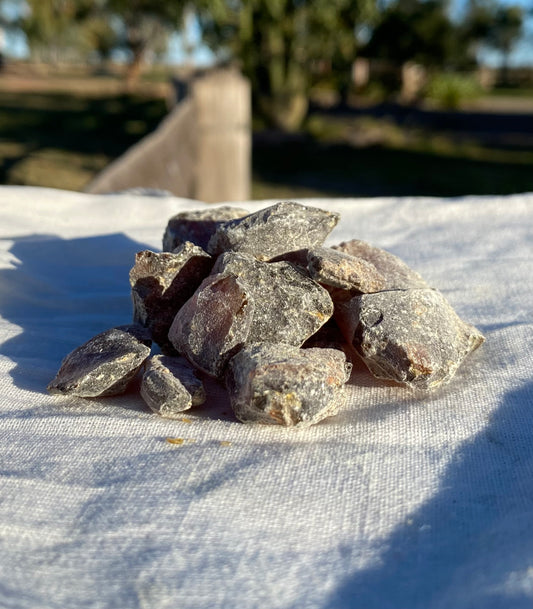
[47, 201, 484, 427]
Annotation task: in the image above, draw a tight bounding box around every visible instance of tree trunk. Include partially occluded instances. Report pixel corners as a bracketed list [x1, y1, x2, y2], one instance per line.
[126, 48, 145, 92]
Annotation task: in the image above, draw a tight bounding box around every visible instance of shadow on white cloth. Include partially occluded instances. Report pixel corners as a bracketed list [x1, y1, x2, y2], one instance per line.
[0, 232, 149, 393]
[328, 379, 533, 609]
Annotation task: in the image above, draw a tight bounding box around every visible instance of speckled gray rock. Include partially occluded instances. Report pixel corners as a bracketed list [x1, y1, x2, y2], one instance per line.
[212, 251, 334, 345]
[226, 344, 352, 427]
[333, 240, 428, 290]
[168, 273, 254, 378]
[207, 201, 340, 260]
[163, 206, 248, 252]
[129, 242, 213, 353]
[335, 289, 484, 391]
[302, 319, 352, 356]
[47, 325, 152, 397]
[141, 355, 205, 418]
[307, 246, 385, 296]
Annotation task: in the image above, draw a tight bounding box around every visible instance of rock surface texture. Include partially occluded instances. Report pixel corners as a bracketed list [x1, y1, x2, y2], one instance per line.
[226, 344, 352, 427]
[336, 286, 484, 391]
[307, 246, 385, 296]
[129, 242, 213, 353]
[141, 355, 205, 418]
[207, 201, 340, 260]
[47, 325, 151, 397]
[168, 273, 254, 378]
[333, 239, 428, 290]
[162, 206, 248, 252]
[212, 251, 334, 345]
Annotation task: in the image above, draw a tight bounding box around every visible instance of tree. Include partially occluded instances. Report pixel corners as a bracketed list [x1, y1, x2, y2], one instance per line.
[23, 0, 95, 63]
[198, 0, 378, 131]
[364, 0, 461, 69]
[462, 0, 524, 78]
[105, 0, 186, 87]
[487, 5, 523, 82]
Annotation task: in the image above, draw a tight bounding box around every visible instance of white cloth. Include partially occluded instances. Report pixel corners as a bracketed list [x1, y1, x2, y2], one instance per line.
[0, 186, 532, 609]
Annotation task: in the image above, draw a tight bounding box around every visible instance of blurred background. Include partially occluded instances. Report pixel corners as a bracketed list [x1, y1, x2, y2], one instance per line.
[0, 0, 532, 201]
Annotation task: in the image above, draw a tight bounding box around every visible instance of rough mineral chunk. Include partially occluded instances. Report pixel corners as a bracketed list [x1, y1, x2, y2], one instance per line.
[129, 242, 213, 353]
[333, 240, 428, 290]
[168, 273, 254, 378]
[307, 246, 385, 295]
[226, 344, 352, 427]
[207, 201, 340, 260]
[302, 319, 352, 356]
[212, 251, 334, 345]
[335, 289, 485, 391]
[162, 206, 248, 252]
[47, 325, 152, 397]
[141, 355, 205, 418]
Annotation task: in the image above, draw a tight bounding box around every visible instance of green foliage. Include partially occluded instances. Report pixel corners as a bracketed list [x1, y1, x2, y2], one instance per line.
[460, 1, 524, 72]
[364, 0, 461, 68]
[198, 0, 378, 130]
[21, 0, 186, 81]
[424, 72, 482, 109]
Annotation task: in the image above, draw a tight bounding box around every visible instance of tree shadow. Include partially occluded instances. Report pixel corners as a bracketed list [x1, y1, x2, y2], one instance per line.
[328, 380, 533, 609]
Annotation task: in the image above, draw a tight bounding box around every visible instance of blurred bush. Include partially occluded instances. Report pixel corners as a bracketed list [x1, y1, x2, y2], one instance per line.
[424, 73, 482, 109]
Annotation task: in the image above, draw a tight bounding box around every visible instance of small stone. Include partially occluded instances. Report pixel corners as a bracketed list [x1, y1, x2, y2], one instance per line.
[307, 246, 385, 295]
[212, 251, 334, 345]
[333, 240, 428, 290]
[141, 355, 205, 418]
[47, 324, 151, 397]
[129, 242, 213, 353]
[207, 201, 340, 260]
[168, 273, 254, 378]
[226, 343, 352, 427]
[335, 289, 484, 391]
[162, 206, 248, 252]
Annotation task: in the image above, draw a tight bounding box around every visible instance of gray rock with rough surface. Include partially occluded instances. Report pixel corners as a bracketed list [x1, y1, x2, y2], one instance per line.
[129, 242, 213, 353]
[163, 206, 248, 252]
[168, 273, 254, 378]
[226, 344, 352, 427]
[307, 246, 385, 295]
[141, 355, 205, 418]
[335, 289, 484, 391]
[212, 251, 334, 345]
[47, 325, 151, 397]
[333, 240, 428, 290]
[207, 201, 339, 260]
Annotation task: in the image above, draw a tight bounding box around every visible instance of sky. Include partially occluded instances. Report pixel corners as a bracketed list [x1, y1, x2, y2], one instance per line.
[0, 0, 532, 68]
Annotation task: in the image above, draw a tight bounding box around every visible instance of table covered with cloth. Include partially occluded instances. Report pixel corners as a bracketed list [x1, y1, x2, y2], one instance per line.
[0, 186, 532, 609]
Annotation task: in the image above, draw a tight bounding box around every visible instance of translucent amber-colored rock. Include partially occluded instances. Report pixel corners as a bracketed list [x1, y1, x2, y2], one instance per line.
[335, 289, 484, 391]
[129, 242, 213, 353]
[168, 273, 254, 378]
[162, 206, 248, 252]
[47, 325, 151, 397]
[141, 355, 205, 418]
[226, 344, 352, 427]
[212, 251, 334, 345]
[207, 201, 339, 260]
